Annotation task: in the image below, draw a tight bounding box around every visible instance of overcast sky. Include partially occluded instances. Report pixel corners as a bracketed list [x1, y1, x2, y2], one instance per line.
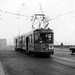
[0, 0, 75, 45]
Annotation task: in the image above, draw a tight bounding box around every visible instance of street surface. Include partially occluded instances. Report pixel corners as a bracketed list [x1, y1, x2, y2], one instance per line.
[0, 47, 75, 75]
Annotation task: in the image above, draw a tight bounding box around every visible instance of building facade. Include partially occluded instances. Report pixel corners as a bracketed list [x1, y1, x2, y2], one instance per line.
[0, 39, 7, 47]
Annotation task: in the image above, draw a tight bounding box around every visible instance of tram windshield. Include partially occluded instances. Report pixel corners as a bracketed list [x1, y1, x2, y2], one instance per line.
[39, 33, 53, 43]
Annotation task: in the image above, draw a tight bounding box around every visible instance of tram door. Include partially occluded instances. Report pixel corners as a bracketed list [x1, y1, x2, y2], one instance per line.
[26, 37, 29, 52]
[15, 39, 17, 49]
[34, 33, 40, 52]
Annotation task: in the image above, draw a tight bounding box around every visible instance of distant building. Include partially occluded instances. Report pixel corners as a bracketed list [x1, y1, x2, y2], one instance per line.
[0, 39, 7, 47]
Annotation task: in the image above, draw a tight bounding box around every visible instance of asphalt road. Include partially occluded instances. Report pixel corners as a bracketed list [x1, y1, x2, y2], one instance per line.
[0, 47, 75, 75]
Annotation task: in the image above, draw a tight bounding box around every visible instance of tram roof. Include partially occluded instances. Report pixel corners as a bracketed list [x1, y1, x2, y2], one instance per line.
[34, 28, 53, 33]
[15, 28, 53, 38]
[33, 14, 45, 16]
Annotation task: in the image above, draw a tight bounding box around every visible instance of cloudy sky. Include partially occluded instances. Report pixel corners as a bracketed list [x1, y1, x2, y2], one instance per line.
[0, 0, 75, 45]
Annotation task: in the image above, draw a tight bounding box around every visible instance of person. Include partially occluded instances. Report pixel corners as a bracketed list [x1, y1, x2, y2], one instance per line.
[61, 42, 63, 49]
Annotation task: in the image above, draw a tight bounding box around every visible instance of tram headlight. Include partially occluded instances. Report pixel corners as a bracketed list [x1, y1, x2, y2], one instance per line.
[51, 47, 53, 49]
[49, 47, 51, 49]
[49, 46, 53, 49]
[39, 41, 42, 43]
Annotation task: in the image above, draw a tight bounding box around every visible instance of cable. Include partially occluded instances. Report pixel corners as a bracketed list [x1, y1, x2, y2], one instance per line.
[44, 0, 65, 13]
[54, 40, 59, 45]
[0, 9, 30, 18]
[49, 10, 74, 21]
[39, 3, 43, 14]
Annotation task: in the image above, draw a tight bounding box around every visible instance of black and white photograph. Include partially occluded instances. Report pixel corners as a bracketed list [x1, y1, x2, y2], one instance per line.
[0, 0, 75, 75]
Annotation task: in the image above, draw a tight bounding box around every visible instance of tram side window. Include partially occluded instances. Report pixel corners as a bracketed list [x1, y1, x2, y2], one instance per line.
[34, 34, 38, 43]
[28, 35, 32, 43]
[32, 34, 34, 43]
[17, 38, 19, 45]
[29, 36, 30, 43]
[31, 34, 32, 43]
[15, 39, 17, 45]
[24, 36, 26, 43]
[29, 35, 32, 43]
[23, 36, 25, 44]
[31, 34, 34, 43]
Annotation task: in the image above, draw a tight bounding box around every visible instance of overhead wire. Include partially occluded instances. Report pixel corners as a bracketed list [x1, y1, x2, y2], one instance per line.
[0, 1, 74, 21]
[51, 9, 74, 45]
[54, 40, 59, 45]
[0, 9, 30, 18]
[0, 2, 74, 45]
[44, 0, 65, 13]
[49, 10, 74, 21]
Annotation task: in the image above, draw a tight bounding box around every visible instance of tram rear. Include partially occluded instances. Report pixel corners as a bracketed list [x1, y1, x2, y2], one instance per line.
[34, 28, 54, 56]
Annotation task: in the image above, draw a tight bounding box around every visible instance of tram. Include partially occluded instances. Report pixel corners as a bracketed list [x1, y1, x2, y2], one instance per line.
[14, 28, 54, 56]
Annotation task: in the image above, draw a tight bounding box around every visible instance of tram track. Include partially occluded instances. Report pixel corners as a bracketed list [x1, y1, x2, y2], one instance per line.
[0, 47, 75, 75]
[52, 55, 75, 70]
[0, 54, 75, 75]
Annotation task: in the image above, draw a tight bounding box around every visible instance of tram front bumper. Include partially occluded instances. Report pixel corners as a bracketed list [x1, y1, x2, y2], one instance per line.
[41, 48, 54, 53]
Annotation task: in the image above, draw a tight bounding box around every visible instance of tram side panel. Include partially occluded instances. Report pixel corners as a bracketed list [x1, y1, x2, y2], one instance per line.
[34, 33, 40, 52]
[14, 38, 18, 51]
[15, 28, 54, 56]
[28, 34, 35, 52]
[27, 33, 41, 53]
[16, 38, 20, 50]
[15, 36, 23, 51]
[21, 35, 27, 51]
[14, 37, 20, 51]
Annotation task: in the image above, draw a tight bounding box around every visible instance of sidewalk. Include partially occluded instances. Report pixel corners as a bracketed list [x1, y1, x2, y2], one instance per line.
[0, 61, 5, 75]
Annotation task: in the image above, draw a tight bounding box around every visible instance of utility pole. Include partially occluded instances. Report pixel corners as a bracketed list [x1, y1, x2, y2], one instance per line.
[39, 3, 43, 14]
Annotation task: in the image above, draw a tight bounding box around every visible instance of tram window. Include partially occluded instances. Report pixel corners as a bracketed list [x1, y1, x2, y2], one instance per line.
[29, 35, 30, 43]
[31, 35, 32, 43]
[34, 34, 38, 43]
[40, 33, 53, 43]
[24, 36, 25, 43]
[23, 36, 25, 43]
[32, 34, 34, 43]
[29, 35, 32, 43]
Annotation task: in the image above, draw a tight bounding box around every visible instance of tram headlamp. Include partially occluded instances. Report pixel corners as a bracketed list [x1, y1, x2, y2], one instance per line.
[49, 47, 51, 49]
[39, 41, 42, 43]
[49, 46, 53, 49]
[51, 47, 53, 49]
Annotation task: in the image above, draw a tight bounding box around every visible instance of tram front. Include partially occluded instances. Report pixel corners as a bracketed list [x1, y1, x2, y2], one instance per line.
[34, 29, 54, 55]
[39, 31, 54, 55]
